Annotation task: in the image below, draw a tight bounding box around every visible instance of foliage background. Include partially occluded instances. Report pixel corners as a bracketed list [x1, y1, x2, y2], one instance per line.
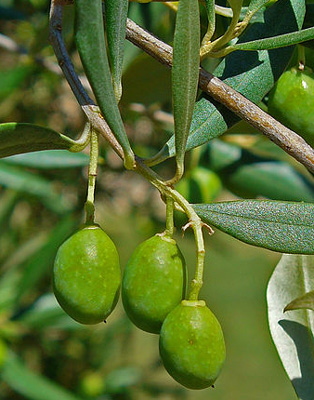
[0, 0, 313, 399]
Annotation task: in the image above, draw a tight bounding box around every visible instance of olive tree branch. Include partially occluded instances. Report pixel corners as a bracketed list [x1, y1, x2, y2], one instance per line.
[49, 0, 206, 299]
[125, 18, 314, 175]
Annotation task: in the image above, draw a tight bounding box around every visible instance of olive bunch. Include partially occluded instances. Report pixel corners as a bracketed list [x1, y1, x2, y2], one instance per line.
[52, 0, 225, 390]
[53, 225, 225, 390]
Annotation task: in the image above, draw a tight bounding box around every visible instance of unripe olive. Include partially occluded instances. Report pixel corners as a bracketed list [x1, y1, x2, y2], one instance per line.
[53, 225, 120, 324]
[159, 300, 226, 390]
[268, 66, 314, 147]
[122, 234, 187, 334]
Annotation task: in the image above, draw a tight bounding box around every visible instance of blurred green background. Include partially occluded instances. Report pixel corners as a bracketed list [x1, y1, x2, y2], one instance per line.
[1, 0, 313, 399]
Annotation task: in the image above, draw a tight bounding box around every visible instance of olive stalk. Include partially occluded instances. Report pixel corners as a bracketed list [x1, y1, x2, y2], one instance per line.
[49, 0, 207, 300]
[85, 128, 99, 225]
[125, 18, 314, 175]
[165, 196, 175, 237]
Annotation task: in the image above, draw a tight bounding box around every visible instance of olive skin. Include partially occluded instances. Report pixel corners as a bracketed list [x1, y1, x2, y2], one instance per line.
[53, 225, 120, 324]
[268, 67, 314, 147]
[122, 234, 187, 334]
[159, 300, 226, 390]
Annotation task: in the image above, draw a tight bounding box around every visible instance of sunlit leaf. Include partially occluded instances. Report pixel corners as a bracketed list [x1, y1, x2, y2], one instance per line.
[0, 123, 90, 158]
[75, 0, 134, 168]
[267, 254, 314, 399]
[105, 0, 128, 101]
[172, 0, 200, 179]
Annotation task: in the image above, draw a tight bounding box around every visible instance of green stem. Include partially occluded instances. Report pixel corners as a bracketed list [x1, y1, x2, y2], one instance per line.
[135, 157, 205, 300]
[201, 0, 242, 59]
[165, 196, 175, 237]
[85, 128, 99, 225]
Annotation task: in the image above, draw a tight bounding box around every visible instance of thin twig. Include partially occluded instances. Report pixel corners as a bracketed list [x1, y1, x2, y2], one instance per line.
[126, 18, 314, 175]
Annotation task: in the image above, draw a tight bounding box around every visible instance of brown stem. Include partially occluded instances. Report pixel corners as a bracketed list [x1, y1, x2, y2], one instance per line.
[126, 18, 314, 175]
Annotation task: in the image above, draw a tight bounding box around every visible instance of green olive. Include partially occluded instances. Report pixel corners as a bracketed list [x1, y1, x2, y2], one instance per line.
[53, 225, 120, 325]
[268, 66, 314, 147]
[122, 234, 187, 334]
[159, 300, 226, 390]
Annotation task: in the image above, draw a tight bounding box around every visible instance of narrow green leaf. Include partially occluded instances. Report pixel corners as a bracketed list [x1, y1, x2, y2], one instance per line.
[0, 123, 90, 158]
[1, 354, 85, 400]
[154, 0, 305, 163]
[233, 27, 314, 52]
[203, 0, 215, 41]
[193, 200, 314, 254]
[284, 291, 314, 312]
[2, 150, 90, 169]
[0, 162, 73, 214]
[75, 0, 135, 169]
[172, 0, 200, 180]
[267, 254, 314, 399]
[105, 0, 129, 102]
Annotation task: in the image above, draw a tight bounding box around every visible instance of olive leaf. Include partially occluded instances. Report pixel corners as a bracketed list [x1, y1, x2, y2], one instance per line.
[193, 200, 314, 254]
[75, 0, 134, 169]
[231, 26, 314, 52]
[203, 0, 215, 41]
[0, 123, 90, 158]
[104, 0, 128, 102]
[284, 291, 314, 312]
[153, 0, 305, 163]
[172, 0, 200, 181]
[267, 254, 314, 399]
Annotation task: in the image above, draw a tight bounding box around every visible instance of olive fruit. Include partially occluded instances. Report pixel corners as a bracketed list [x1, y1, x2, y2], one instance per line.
[268, 66, 314, 147]
[122, 234, 187, 334]
[53, 225, 120, 324]
[159, 300, 226, 390]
